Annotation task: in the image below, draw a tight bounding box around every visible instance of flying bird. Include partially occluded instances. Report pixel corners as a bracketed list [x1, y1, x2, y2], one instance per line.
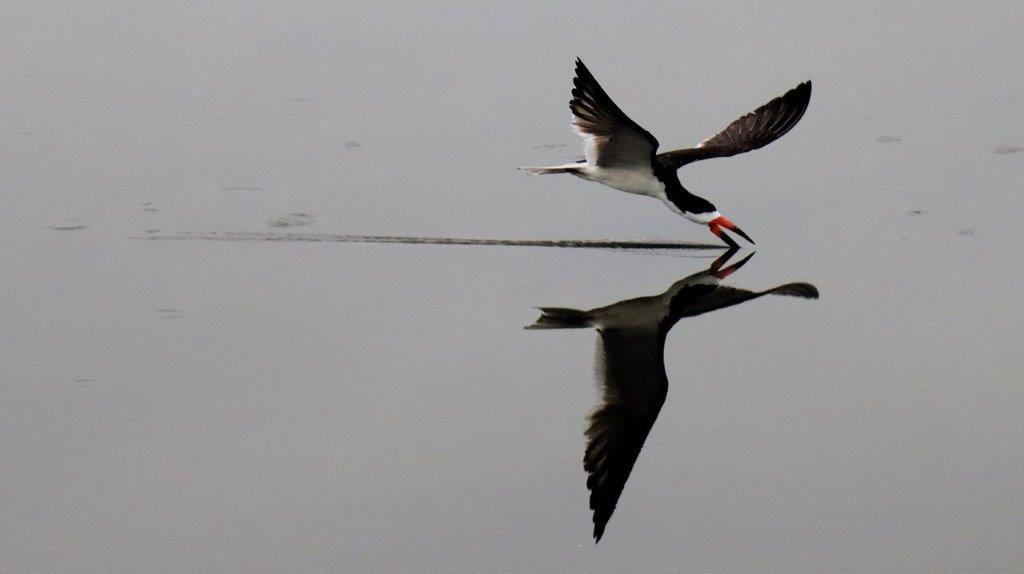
[521, 59, 812, 247]
[527, 250, 819, 541]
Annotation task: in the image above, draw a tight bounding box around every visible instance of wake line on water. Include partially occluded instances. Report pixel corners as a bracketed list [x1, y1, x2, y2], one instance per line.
[131, 231, 725, 251]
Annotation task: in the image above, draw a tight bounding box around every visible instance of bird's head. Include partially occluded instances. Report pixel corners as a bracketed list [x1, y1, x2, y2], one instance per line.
[709, 215, 754, 248]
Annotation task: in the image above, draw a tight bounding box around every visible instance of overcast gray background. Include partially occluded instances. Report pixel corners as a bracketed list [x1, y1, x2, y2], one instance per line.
[2, 2, 1023, 572]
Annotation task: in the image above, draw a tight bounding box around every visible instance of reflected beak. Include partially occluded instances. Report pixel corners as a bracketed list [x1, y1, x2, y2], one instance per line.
[710, 215, 755, 245]
[711, 251, 755, 279]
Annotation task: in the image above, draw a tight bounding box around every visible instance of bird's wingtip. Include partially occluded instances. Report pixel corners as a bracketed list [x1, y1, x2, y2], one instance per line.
[790, 80, 812, 93]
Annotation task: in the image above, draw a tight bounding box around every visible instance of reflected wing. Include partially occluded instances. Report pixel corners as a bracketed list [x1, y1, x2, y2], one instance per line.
[584, 326, 668, 542]
[668, 283, 820, 319]
[570, 59, 660, 168]
[656, 81, 811, 170]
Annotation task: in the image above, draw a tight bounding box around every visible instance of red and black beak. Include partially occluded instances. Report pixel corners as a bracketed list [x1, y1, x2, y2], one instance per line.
[709, 215, 755, 247]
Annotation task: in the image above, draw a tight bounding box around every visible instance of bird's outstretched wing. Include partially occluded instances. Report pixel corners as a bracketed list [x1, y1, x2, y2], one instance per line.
[656, 81, 812, 170]
[584, 327, 668, 542]
[570, 58, 660, 168]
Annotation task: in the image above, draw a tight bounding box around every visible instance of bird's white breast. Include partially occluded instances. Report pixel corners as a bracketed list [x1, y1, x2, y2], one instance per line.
[577, 166, 665, 198]
[683, 210, 721, 224]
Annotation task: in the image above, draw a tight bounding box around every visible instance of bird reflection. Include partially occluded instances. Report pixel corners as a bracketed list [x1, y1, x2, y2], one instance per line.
[527, 249, 818, 542]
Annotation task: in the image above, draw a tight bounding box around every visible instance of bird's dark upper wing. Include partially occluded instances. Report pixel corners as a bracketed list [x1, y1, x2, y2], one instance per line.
[656, 81, 811, 170]
[584, 326, 668, 542]
[570, 58, 660, 168]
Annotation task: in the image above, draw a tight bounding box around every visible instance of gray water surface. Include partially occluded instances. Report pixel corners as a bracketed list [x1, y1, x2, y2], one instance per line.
[3, 2, 1023, 572]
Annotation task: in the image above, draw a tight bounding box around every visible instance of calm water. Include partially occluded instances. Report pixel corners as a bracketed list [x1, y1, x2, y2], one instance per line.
[3, 3, 1023, 572]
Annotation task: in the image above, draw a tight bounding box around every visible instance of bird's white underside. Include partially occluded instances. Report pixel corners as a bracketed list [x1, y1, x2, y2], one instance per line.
[572, 122, 719, 220]
[574, 165, 663, 197]
[533, 125, 720, 225]
[574, 165, 720, 224]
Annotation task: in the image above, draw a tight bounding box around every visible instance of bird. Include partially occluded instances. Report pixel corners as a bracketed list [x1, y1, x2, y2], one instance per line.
[520, 59, 812, 248]
[527, 249, 819, 542]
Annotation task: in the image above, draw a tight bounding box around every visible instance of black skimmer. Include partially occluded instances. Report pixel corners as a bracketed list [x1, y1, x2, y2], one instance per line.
[521, 59, 812, 247]
[527, 249, 818, 541]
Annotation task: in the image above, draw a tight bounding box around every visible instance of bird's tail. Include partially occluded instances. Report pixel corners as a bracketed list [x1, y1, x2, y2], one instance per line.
[525, 307, 593, 329]
[518, 163, 584, 175]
